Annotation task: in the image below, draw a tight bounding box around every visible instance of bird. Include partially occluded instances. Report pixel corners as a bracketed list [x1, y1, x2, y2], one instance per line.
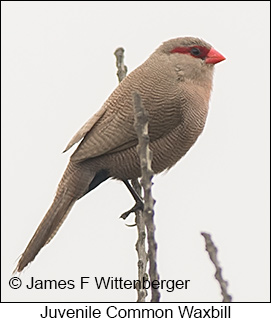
[15, 36, 225, 273]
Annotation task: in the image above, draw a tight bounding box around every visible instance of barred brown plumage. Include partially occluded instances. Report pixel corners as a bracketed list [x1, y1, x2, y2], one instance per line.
[15, 36, 225, 273]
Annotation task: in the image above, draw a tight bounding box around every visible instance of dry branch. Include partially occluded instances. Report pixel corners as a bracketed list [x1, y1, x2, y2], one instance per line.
[133, 92, 160, 302]
[114, 48, 148, 302]
[201, 232, 232, 302]
[132, 179, 148, 302]
[114, 47, 128, 83]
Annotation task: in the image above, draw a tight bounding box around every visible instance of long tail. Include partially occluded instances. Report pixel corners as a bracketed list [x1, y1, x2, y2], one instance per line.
[14, 162, 95, 273]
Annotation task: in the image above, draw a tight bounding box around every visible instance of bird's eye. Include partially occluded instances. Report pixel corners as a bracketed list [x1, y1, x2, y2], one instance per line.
[190, 47, 201, 56]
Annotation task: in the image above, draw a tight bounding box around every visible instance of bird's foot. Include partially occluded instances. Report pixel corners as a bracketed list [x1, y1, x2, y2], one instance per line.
[120, 199, 144, 220]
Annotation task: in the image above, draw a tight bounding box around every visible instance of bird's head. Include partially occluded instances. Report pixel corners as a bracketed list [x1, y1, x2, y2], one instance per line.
[158, 36, 225, 65]
[153, 37, 225, 85]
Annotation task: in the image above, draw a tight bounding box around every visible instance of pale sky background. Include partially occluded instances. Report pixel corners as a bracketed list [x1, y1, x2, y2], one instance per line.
[2, 1, 270, 303]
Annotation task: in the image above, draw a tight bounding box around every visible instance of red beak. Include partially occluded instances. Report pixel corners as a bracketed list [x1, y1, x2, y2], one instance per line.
[205, 47, 226, 64]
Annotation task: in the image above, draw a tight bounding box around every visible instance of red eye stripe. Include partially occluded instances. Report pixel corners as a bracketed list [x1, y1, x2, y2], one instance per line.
[170, 46, 210, 59]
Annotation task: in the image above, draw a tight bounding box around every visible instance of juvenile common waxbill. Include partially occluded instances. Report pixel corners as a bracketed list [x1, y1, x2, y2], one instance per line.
[15, 37, 225, 272]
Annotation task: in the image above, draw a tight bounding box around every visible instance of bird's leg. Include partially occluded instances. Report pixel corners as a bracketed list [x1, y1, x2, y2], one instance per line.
[120, 180, 144, 220]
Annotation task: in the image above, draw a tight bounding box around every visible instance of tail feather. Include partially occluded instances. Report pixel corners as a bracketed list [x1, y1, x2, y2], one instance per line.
[14, 189, 76, 273]
[14, 162, 96, 273]
[45, 193, 75, 246]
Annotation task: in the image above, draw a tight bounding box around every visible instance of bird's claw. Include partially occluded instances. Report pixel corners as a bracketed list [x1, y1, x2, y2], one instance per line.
[125, 223, 137, 227]
[120, 200, 144, 220]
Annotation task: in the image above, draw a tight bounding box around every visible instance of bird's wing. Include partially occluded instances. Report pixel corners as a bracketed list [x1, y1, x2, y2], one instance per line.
[65, 83, 138, 163]
[64, 66, 184, 163]
[63, 105, 107, 153]
[70, 106, 136, 162]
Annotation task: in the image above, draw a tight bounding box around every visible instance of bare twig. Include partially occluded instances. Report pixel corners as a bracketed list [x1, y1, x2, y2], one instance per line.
[114, 49, 148, 302]
[201, 232, 232, 302]
[133, 92, 160, 302]
[131, 179, 148, 302]
[114, 47, 127, 83]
